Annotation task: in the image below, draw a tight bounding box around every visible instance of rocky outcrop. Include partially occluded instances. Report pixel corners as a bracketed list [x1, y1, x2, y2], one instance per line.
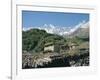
[22, 51, 89, 69]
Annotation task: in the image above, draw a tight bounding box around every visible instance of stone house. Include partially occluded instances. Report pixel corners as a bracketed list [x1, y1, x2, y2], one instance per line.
[44, 42, 70, 53]
[44, 42, 55, 53]
[68, 43, 78, 50]
[44, 42, 60, 53]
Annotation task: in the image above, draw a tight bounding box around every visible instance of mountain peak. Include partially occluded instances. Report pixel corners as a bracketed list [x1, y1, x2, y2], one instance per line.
[23, 21, 89, 37]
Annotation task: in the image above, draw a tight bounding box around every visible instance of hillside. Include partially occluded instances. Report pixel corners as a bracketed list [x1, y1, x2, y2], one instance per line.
[22, 29, 66, 53]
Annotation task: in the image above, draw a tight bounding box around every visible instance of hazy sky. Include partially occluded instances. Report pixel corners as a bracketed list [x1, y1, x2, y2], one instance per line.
[22, 10, 89, 28]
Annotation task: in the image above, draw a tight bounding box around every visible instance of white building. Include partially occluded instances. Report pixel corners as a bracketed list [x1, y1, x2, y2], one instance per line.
[44, 42, 54, 52]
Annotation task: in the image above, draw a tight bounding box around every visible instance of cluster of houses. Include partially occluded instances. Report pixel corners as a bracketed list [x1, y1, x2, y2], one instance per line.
[43, 42, 78, 54]
[22, 41, 89, 68]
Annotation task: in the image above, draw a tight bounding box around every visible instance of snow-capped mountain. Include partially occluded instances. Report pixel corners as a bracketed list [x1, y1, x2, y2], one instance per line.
[67, 21, 89, 37]
[38, 24, 70, 35]
[41, 21, 89, 37]
[23, 21, 89, 37]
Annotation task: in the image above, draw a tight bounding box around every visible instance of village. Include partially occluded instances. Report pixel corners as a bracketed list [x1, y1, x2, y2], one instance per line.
[22, 41, 89, 69]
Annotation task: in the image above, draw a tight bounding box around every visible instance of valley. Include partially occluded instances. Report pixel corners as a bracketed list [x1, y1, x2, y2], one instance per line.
[22, 22, 89, 69]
